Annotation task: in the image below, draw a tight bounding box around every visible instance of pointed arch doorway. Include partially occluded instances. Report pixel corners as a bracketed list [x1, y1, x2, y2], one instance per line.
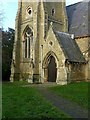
[48, 56, 57, 82]
[43, 52, 58, 83]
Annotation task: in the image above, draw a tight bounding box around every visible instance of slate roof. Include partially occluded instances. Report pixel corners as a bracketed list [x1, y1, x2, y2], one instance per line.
[54, 31, 86, 63]
[66, 1, 90, 37]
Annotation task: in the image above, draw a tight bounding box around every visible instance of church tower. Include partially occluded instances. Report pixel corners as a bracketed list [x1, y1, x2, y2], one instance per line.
[44, 0, 68, 32]
[10, 0, 68, 83]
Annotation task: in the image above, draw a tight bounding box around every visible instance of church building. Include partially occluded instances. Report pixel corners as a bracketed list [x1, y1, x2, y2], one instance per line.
[10, 0, 90, 85]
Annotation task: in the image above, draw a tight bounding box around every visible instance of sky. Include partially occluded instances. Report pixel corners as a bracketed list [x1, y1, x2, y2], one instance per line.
[0, 0, 83, 30]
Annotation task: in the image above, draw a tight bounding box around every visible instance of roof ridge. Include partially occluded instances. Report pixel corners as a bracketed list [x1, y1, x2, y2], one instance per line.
[66, 2, 82, 7]
[56, 31, 70, 36]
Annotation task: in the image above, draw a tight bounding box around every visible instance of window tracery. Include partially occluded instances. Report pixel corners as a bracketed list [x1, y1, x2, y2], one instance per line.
[23, 27, 33, 58]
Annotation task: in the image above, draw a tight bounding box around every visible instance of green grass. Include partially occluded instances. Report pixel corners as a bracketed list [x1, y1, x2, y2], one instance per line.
[2, 82, 70, 119]
[0, 83, 2, 120]
[49, 82, 89, 109]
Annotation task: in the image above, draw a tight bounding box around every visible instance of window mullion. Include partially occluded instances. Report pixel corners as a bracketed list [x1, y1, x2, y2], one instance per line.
[23, 41, 25, 58]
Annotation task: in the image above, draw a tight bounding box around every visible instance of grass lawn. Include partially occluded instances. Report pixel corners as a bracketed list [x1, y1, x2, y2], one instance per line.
[0, 83, 2, 120]
[2, 82, 70, 119]
[49, 82, 89, 109]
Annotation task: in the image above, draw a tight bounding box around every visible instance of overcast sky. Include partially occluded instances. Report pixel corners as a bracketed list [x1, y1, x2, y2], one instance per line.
[1, 0, 83, 30]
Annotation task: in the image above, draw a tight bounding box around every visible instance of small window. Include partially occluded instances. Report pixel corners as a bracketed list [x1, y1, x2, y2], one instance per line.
[27, 7, 32, 15]
[51, 8, 55, 16]
[49, 41, 53, 46]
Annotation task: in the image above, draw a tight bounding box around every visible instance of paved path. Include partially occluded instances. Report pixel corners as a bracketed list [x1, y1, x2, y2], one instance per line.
[34, 84, 88, 119]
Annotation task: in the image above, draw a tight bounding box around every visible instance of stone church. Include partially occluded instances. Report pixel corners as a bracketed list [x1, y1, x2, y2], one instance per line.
[10, 0, 90, 85]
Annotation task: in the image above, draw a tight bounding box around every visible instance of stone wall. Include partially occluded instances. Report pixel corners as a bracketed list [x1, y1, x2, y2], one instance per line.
[44, 2, 68, 32]
[75, 36, 90, 81]
[70, 63, 86, 82]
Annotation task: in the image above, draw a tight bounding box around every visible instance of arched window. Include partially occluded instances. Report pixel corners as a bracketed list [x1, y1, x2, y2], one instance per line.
[27, 7, 32, 15]
[23, 27, 33, 58]
[26, 6, 32, 19]
[51, 8, 55, 16]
